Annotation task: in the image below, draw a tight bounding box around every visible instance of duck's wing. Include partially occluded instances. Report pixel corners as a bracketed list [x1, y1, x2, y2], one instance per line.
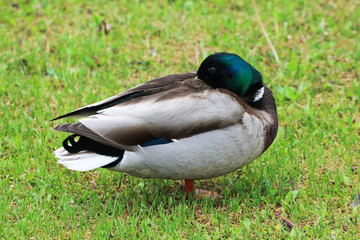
[51, 73, 197, 121]
[53, 73, 247, 151]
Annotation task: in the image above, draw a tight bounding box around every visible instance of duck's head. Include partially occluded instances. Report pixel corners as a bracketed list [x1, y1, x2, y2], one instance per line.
[197, 52, 264, 103]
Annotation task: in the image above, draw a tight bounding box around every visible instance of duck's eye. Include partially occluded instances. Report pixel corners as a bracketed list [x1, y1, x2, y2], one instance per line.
[208, 66, 216, 74]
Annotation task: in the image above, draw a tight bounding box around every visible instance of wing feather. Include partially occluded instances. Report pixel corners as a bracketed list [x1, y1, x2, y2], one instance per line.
[52, 73, 246, 150]
[53, 123, 137, 151]
[75, 88, 245, 147]
[51, 72, 196, 121]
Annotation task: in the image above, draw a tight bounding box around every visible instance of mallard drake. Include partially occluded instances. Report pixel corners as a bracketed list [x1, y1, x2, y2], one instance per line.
[52, 52, 278, 199]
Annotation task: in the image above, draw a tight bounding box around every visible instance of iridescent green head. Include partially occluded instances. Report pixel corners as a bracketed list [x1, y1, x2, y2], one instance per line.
[197, 52, 264, 103]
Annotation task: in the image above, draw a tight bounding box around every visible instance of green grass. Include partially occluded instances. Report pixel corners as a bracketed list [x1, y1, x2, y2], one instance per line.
[1, 0, 359, 238]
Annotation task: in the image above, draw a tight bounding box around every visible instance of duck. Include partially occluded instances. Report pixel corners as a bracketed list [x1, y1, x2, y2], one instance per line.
[52, 52, 278, 199]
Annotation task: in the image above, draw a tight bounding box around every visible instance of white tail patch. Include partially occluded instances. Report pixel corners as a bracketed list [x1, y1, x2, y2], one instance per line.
[54, 147, 118, 171]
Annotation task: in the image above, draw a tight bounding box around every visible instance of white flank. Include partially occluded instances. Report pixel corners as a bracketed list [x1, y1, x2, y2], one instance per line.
[54, 147, 118, 171]
[253, 87, 264, 102]
[111, 111, 271, 180]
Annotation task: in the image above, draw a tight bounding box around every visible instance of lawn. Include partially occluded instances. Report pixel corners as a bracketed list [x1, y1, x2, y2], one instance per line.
[1, 0, 359, 238]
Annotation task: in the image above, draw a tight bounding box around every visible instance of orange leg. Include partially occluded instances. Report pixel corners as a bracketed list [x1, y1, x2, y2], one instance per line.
[184, 179, 221, 200]
[185, 179, 195, 200]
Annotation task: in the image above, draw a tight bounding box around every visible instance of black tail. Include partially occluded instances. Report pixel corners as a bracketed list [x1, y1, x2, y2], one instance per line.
[62, 134, 123, 168]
